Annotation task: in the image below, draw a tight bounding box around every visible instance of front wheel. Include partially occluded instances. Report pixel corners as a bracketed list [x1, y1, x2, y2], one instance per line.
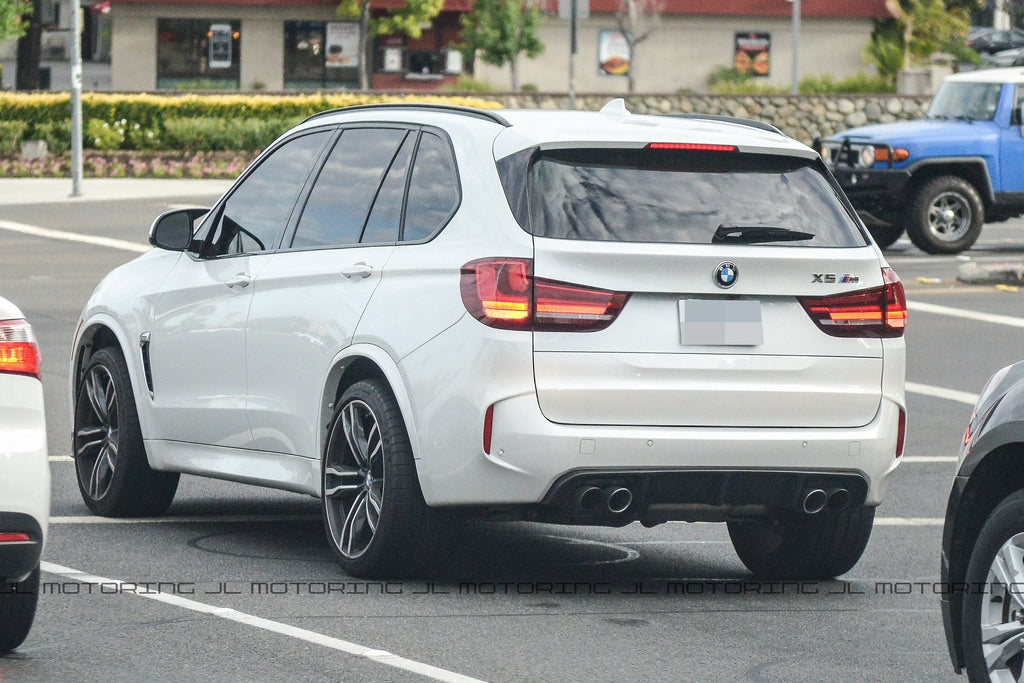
[0, 566, 39, 653]
[727, 507, 874, 579]
[868, 225, 904, 250]
[962, 490, 1024, 681]
[73, 347, 179, 517]
[903, 175, 983, 254]
[321, 379, 433, 578]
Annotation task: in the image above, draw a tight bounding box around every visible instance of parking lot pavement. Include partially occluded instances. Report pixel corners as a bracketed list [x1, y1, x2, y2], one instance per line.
[0, 178, 234, 205]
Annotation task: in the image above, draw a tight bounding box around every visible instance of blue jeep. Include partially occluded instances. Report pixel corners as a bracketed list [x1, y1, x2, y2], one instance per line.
[817, 68, 1024, 254]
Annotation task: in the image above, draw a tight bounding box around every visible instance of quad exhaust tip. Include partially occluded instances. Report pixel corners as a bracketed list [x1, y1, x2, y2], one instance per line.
[572, 486, 633, 514]
[605, 487, 633, 514]
[801, 488, 851, 514]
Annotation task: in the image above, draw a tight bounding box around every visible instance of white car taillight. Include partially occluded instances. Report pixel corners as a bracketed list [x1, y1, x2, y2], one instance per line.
[798, 268, 907, 338]
[0, 319, 40, 379]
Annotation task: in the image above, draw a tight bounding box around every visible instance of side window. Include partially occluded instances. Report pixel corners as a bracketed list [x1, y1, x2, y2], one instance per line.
[362, 134, 414, 244]
[403, 132, 460, 241]
[205, 130, 330, 257]
[291, 127, 408, 249]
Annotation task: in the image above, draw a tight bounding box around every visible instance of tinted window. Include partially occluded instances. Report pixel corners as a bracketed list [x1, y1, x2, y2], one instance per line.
[502, 148, 864, 247]
[206, 131, 329, 257]
[291, 127, 408, 249]
[362, 134, 414, 244]
[403, 132, 459, 241]
[927, 81, 1003, 121]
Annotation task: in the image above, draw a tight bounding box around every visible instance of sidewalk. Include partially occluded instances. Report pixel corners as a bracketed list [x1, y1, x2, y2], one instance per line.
[0, 178, 233, 205]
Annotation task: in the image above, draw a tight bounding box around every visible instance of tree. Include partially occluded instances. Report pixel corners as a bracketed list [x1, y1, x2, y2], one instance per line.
[868, 0, 973, 83]
[0, 0, 30, 42]
[615, 0, 663, 93]
[337, 0, 444, 90]
[459, 0, 544, 92]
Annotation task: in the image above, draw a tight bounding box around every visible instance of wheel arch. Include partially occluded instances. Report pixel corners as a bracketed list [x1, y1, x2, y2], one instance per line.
[905, 159, 994, 207]
[318, 344, 427, 497]
[70, 316, 141, 424]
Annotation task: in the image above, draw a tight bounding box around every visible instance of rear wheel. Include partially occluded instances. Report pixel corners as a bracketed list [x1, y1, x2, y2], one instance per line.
[321, 379, 433, 578]
[962, 490, 1024, 681]
[727, 507, 875, 579]
[0, 566, 39, 653]
[903, 175, 983, 254]
[73, 347, 179, 517]
[868, 225, 904, 249]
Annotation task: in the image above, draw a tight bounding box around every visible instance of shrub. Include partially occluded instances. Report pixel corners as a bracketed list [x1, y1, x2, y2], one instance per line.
[86, 118, 126, 150]
[34, 121, 71, 155]
[799, 72, 895, 94]
[160, 117, 300, 152]
[0, 120, 29, 156]
[707, 66, 786, 94]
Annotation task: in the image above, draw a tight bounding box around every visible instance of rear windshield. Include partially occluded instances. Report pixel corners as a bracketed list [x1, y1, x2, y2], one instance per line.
[498, 147, 866, 247]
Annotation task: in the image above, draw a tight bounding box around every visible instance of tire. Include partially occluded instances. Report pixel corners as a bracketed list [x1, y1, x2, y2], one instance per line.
[903, 175, 984, 254]
[727, 506, 875, 579]
[321, 379, 434, 578]
[73, 347, 179, 517]
[0, 566, 39, 653]
[961, 490, 1024, 681]
[868, 225, 904, 249]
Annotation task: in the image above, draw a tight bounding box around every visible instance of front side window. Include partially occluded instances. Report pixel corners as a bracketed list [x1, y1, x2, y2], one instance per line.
[499, 147, 865, 248]
[927, 81, 1004, 121]
[204, 131, 330, 257]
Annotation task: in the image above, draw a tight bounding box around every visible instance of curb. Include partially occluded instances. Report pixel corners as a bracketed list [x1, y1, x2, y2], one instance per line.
[957, 260, 1024, 286]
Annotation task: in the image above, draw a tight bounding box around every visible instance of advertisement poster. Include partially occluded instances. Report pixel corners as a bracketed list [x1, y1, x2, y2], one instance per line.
[326, 22, 360, 68]
[734, 32, 771, 77]
[208, 24, 233, 69]
[598, 30, 630, 76]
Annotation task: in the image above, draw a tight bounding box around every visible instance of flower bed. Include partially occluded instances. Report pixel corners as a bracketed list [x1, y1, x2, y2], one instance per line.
[0, 150, 255, 179]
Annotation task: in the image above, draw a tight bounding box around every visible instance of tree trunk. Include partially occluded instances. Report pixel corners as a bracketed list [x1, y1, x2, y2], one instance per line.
[510, 55, 519, 92]
[15, 12, 42, 91]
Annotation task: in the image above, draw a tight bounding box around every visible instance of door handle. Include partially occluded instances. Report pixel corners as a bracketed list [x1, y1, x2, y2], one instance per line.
[225, 273, 251, 289]
[341, 263, 373, 279]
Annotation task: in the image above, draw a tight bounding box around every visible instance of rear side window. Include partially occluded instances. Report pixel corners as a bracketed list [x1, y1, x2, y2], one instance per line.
[499, 147, 866, 247]
[403, 132, 459, 241]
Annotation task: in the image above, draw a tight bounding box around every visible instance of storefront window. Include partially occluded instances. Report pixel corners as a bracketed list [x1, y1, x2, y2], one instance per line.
[157, 18, 241, 90]
[284, 21, 359, 90]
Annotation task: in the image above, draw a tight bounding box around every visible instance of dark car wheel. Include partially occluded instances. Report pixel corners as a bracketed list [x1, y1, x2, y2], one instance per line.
[727, 506, 874, 579]
[962, 489, 1024, 681]
[0, 566, 39, 653]
[868, 225, 904, 250]
[73, 347, 179, 517]
[322, 379, 434, 578]
[904, 175, 983, 254]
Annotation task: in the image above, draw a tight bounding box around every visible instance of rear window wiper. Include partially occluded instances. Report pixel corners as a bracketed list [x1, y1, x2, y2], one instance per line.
[712, 224, 816, 244]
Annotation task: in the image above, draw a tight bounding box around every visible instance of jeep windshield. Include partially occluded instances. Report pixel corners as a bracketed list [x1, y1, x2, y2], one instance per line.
[926, 81, 1003, 122]
[498, 147, 866, 247]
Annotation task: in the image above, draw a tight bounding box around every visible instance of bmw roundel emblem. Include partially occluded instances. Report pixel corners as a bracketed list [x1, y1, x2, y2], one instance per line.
[714, 262, 738, 288]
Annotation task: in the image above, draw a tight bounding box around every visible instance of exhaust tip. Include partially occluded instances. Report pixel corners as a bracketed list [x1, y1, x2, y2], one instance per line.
[802, 489, 828, 515]
[826, 488, 851, 511]
[574, 486, 603, 512]
[605, 487, 633, 514]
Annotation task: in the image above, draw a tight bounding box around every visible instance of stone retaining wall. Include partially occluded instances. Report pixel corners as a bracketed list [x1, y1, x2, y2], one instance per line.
[486, 94, 933, 145]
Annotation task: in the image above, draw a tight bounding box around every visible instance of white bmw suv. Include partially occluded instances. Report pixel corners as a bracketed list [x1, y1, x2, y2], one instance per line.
[71, 101, 906, 579]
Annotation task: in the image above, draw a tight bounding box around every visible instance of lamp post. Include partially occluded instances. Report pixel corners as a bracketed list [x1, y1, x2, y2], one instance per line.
[70, 0, 83, 196]
[790, 0, 800, 95]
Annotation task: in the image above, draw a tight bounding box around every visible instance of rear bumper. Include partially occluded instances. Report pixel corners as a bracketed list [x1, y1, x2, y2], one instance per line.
[0, 513, 43, 582]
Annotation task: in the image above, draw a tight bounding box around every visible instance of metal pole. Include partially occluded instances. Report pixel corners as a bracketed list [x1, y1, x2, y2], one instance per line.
[790, 0, 800, 95]
[569, 0, 577, 110]
[70, 0, 83, 196]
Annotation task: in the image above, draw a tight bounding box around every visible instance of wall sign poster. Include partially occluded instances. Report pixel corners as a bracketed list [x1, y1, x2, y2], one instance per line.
[208, 24, 232, 69]
[598, 30, 630, 76]
[326, 22, 360, 68]
[734, 32, 771, 77]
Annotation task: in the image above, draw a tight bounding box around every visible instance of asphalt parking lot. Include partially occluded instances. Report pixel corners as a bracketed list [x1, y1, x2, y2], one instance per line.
[1, 177, 1022, 680]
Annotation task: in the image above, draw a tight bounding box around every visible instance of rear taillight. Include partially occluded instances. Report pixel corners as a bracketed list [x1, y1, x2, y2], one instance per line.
[460, 258, 628, 332]
[0, 319, 40, 379]
[798, 269, 906, 338]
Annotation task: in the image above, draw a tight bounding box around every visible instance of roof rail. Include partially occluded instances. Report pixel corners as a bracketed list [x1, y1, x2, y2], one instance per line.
[664, 113, 784, 136]
[303, 103, 512, 127]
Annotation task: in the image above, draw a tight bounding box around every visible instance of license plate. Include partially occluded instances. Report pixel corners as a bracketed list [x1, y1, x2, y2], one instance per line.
[679, 299, 763, 346]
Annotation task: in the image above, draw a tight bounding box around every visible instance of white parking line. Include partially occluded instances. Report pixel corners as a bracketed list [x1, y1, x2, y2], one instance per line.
[49, 515, 319, 525]
[905, 381, 978, 406]
[900, 456, 958, 463]
[875, 518, 943, 526]
[40, 561, 486, 683]
[907, 300, 1024, 328]
[0, 219, 149, 253]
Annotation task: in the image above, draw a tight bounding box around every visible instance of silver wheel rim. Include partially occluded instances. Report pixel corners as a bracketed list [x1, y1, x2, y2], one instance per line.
[323, 399, 385, 560]
[74, 365, 118, 501]
[927, 191, 972, 242]
[981, 531, 1024, 680]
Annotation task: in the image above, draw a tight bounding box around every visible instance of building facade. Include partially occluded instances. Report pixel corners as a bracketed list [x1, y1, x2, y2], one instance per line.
[103, 0, 890, 92]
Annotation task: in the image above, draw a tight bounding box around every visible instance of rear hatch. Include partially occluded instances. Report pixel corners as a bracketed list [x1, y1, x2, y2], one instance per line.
[499, 144, 893, 429]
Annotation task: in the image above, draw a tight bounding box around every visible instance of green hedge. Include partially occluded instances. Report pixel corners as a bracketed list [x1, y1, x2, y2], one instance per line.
[0, 121, 28, 155]
[0, 92, 502, 153]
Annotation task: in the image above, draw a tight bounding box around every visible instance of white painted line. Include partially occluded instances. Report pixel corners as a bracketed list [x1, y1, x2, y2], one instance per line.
[908, 300, 1024, 328]
[875, 517, 943, 526]
[49, 456, 73, 462]
[40, 561, 485, 683]
[906, 381, 978, 406]
[0, 219, 149, 253]
[50, 514, 318, 525]
[900, 456, 959, 463]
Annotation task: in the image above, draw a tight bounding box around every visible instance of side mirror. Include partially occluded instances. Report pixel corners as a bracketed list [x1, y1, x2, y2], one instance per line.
[148, 208, 208, 251]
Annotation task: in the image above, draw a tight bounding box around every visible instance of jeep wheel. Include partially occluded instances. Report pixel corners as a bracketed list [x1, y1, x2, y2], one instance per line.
[727, 506, 875, 579]
[904, 175, 983, 254]
[868, 225, 904, 249]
